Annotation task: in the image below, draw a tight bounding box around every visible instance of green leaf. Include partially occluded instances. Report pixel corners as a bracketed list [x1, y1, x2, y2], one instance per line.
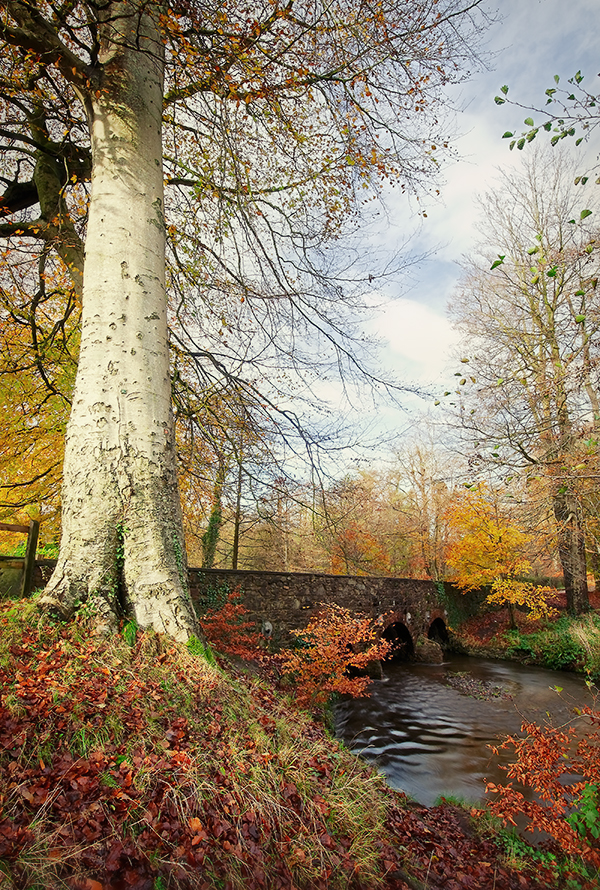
[543, 121, 552, 131]
[502, 131, 514, 138]
[575, 315, 586, 323]
[524, 117, 534, 126]
[459, 378, 466, 385]
[547, 266, 558, 277]
[575, 290, 585, 296]
[494, 96, 506, 105]
[460, 357, 470, 363]
[568, 219, 576, 224]
[575, 70, 583, 83]
[580, 208, 592, 220]
[434, 400, 440, 406]
[554, 74, 560, 84]
[490, 255, 505, 270]
[545, 88, 556, 97]
[500, 84, 509, 95]
[527, 246, 539, 255]
[497, 378, 504, 385]
[509, 140, 516, 151]
[575, 138, 583, 146]
[517, 138, 526, 150]
[122, 619, 138, 647]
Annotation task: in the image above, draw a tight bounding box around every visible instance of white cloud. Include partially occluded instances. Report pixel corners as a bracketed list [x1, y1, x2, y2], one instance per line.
[370, 298, 461, 383]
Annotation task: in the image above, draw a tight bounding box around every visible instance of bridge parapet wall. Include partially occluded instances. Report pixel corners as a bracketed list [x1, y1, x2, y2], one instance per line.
[189, 568, 448, 646]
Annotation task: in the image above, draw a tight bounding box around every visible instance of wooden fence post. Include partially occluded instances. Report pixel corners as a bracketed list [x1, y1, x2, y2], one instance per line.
[20, 520, 40, 598]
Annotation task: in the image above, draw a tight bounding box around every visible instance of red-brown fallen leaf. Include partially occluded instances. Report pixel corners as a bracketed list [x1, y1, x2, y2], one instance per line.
[319, 832, 335, 849]
[18, 786, 34, 804]
[189, 816, 202, 832]
[83, 880, 104, 890]
[105, 841, 123, 871]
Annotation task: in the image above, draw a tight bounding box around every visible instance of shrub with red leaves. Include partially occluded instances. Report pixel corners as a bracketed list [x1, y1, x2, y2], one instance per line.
[198, 587, 263, 660]
[487, 694, 600, 871]
[281, 604, 390, 707]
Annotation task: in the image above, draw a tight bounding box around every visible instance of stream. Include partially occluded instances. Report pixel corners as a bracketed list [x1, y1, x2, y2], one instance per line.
[333, 654, 593, 806]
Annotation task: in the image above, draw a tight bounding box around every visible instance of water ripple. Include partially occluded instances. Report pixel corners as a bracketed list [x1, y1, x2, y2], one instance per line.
[334, 654, 590, 806]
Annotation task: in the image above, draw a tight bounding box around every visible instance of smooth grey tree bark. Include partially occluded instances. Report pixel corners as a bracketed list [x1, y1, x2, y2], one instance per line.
[39, 4, 198, 639]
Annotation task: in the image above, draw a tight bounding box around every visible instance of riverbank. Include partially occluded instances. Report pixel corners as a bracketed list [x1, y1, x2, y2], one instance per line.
[450, 589, 600, 679]
[1, 596, 594, 889]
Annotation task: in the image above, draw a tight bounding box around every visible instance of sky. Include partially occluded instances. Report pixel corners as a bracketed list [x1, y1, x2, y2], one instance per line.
[366, 0, 599, 416]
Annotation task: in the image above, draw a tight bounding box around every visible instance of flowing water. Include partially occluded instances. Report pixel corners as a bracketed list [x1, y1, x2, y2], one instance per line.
[333, 654, 593, 806]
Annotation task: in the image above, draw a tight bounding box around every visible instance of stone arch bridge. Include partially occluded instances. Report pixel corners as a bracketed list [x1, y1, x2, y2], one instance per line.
[190, 569, 462, 660]
[1, 560, 470, 659]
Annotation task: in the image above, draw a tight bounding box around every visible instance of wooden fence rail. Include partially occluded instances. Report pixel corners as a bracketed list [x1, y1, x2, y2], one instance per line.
[0, 520, 40, 596]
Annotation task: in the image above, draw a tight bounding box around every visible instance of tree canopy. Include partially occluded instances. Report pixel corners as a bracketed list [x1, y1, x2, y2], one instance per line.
[448, 148, 599, 613]
[0, 0, 489, 637]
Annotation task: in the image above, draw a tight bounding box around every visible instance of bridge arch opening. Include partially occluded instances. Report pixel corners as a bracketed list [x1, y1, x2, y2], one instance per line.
[427, 617, 449, 646]
[382, 622, 414, 662]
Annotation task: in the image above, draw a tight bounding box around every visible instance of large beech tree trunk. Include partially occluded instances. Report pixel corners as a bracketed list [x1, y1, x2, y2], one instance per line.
[41, 6, 198, 641]
[553, 488, 589, 616]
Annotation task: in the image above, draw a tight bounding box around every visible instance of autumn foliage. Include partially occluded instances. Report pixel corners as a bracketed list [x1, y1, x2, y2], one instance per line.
[487, 696, 600, 869]
[0, 276, 76, 541]
[446, 485, 555, 624]
[197, 588, 263, 661]
[281, 604, 390, 707]
[329, 522, 391, 576]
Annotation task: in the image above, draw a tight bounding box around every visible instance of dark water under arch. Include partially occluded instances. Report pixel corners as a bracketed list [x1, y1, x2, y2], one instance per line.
[334, 654, 592, 806]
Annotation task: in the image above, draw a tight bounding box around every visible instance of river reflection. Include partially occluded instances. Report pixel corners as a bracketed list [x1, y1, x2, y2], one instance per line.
[333, 654, 592, 806]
